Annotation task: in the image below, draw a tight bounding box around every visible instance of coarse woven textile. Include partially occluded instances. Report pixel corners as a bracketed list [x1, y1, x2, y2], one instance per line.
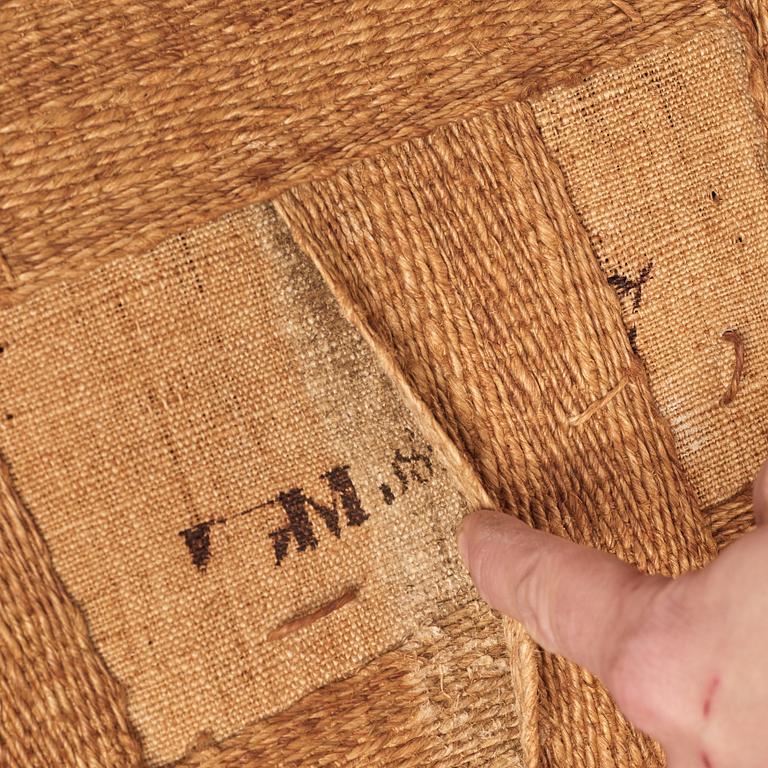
[533, 19, 768, 509]
[278, 99, 718, 767]
[0, 459, 143, 768]
[706, 488, 755, 549]
[177, 588, 522, 768]
[0, 0, 726, 304]
[0, 202, 483, 765]
[1, 2, 766, 767]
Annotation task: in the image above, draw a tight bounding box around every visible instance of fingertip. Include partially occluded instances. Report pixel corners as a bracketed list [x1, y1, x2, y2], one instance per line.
[457, 508, 520, 569]
[456, 508, 533, 615]
[753, 458, 768, 525]
[457, 509, 658, 682]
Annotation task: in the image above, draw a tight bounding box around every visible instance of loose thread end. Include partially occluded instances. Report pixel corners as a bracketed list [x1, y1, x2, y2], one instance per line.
[267, 585, 360, 641]
[720, 329, 744, 407]
[569, 373, 632, 428]
[610, 0, 642, 23]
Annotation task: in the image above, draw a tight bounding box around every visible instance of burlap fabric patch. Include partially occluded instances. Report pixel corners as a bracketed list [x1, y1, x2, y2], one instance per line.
[534, 21, 768, 507]
[0, 203, 473, 764]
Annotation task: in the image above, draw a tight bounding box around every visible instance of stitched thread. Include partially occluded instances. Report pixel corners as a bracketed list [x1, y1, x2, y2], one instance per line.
[720, 329, 745, 405]
[267, 586, 359, 641]
[569, 374, 633, 427]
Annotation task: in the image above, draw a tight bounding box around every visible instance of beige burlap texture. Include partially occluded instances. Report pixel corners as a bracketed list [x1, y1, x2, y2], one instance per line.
[533, 20, 768, 509]
[0, 203, 526, 766]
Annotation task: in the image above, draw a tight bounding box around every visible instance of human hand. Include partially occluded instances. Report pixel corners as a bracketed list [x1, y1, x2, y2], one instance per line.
[457, 462, 768, 768]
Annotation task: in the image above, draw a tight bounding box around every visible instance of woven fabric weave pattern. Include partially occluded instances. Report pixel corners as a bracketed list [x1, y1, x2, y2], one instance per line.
[2, 2, 768, 767]
[0, 461, 142, 767]
[534, 21, 768, 509]
[0, 203, 477, 764]
[0, 0, 724, 304]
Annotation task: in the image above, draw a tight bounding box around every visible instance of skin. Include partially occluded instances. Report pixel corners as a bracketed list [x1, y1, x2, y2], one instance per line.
[457, 460, 768, 768]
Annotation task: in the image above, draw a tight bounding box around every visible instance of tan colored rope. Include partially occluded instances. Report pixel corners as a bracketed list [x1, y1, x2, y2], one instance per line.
[707, 487, 756, 549]
[277, 100, 718, 767]
[0, 1, 723, 306]
[0, 456, 143, 768]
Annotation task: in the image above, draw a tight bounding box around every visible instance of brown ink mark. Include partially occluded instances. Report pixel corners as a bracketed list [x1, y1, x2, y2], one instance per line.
[178, 233, 206, 294]
[379, 483, 396, 505]
[378, 435, 434, 504]
[267, 585, 359, 641]
[710, 189, 720, 204]
[179, 432, 437, 570]
[391, 446, 433, 492]
[720, 330, 744, 406]
[179, 465, 370, 571]
[703, 675, 720, 719]
[180, 521, 218, 571]
[607, 261, 653, 312]
[269, 465, 369, 567]
[179, 496, 277, 572]
[627, 325, 638, 353]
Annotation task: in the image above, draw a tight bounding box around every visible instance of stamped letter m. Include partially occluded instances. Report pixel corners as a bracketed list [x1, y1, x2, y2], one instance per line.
[268, 465, 369, 566]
